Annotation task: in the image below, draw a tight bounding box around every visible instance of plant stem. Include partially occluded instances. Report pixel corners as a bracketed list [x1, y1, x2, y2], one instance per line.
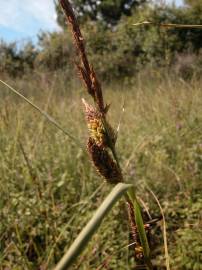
[127, 187, 153, 270]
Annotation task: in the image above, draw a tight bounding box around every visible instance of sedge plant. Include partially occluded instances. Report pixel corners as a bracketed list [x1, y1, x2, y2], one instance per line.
[55, 1, 154, 269]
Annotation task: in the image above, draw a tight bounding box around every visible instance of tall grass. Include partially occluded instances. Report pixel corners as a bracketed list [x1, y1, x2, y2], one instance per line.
[0, 70, 202, 269]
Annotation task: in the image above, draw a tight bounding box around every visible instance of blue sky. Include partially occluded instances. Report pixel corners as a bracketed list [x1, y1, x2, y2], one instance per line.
[0, 0, 183, 45]
[0, 0, 60, 44]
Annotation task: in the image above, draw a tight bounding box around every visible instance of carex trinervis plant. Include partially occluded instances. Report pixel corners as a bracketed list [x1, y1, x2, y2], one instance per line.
[59, 0, 123, 186]
[56, 1, 157, 270]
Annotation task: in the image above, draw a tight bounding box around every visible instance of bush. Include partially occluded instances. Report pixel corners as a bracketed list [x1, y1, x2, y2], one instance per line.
[34, 31, 74, 72]
[174, 52, 202, 80]
[0, 41, 37, 77]
[1, 2, 202, 80]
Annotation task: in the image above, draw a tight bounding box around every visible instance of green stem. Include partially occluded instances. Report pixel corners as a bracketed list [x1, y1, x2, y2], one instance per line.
[100, 105, 152, 269]
[127, 187, 153, 270]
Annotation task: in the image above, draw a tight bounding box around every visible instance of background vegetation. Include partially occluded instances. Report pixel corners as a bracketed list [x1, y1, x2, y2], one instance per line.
[1, 0, 202, 80]
[0, 0, 202, 269]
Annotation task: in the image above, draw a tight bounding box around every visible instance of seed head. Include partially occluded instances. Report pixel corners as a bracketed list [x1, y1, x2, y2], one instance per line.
[87, 138, 123, 184]
[82, 99, 116, 148]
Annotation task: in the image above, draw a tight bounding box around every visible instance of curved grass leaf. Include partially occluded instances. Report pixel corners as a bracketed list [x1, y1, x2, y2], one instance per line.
[54, 183, 132, 270]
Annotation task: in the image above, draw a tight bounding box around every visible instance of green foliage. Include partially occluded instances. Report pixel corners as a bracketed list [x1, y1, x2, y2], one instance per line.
[54, 183, 132, 270]
[55, 0, 147, 28]
[169, 199, 202, 270]
[0, 41, 37, 77]
[0, 73, 202, 269]
[0, 41, 21, 77]
[172, 228, 202, 270]
[35, 31, 74, 72]
[1, 2, 202, 79]
[19, 42, 37, 71]
[72, 4, 202, 80]
[185, 0, 202, 9]
[1, 2, 202, 269]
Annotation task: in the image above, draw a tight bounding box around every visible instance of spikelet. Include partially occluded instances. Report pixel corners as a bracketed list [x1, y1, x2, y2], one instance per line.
[87, 138, 123, 184]
[82, 99, 116, 148]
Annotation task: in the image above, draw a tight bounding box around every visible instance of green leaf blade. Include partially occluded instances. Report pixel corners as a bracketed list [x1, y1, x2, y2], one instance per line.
[54, 183, 132, 270]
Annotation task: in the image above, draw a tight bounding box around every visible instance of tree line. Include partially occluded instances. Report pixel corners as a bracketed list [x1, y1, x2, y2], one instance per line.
[0, 0, 202, 80]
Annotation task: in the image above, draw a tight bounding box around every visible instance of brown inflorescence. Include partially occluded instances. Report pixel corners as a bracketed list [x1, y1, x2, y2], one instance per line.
[60, 0, 105, 113]
[60, 0, 121, 184]
[82, 99, 116, 148]
[87, 138, 123, 184]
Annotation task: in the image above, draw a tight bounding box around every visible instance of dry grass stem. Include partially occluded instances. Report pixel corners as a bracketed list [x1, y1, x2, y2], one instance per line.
[133, 21, 202, 29]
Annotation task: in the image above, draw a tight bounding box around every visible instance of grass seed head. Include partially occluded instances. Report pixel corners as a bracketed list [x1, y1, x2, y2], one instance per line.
[87, 138, 123, 184]
[82, 99, 116, 148]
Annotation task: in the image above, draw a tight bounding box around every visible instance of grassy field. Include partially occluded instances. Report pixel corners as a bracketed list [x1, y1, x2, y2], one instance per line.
[0, 71, 202, 269]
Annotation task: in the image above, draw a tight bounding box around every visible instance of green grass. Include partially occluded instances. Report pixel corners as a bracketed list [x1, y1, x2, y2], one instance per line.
[0, 71, 202, 269]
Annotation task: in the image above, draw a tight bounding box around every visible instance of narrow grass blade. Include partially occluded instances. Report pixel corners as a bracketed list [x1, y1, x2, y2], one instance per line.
[128, 188, 152, 269]
[54, 183, 132, 270]
[46, 183, 105, 265]
[0, 79, 84, 150]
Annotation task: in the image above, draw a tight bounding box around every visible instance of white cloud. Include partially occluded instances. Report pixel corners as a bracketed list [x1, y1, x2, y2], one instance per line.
[0, 0, 60, 34]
